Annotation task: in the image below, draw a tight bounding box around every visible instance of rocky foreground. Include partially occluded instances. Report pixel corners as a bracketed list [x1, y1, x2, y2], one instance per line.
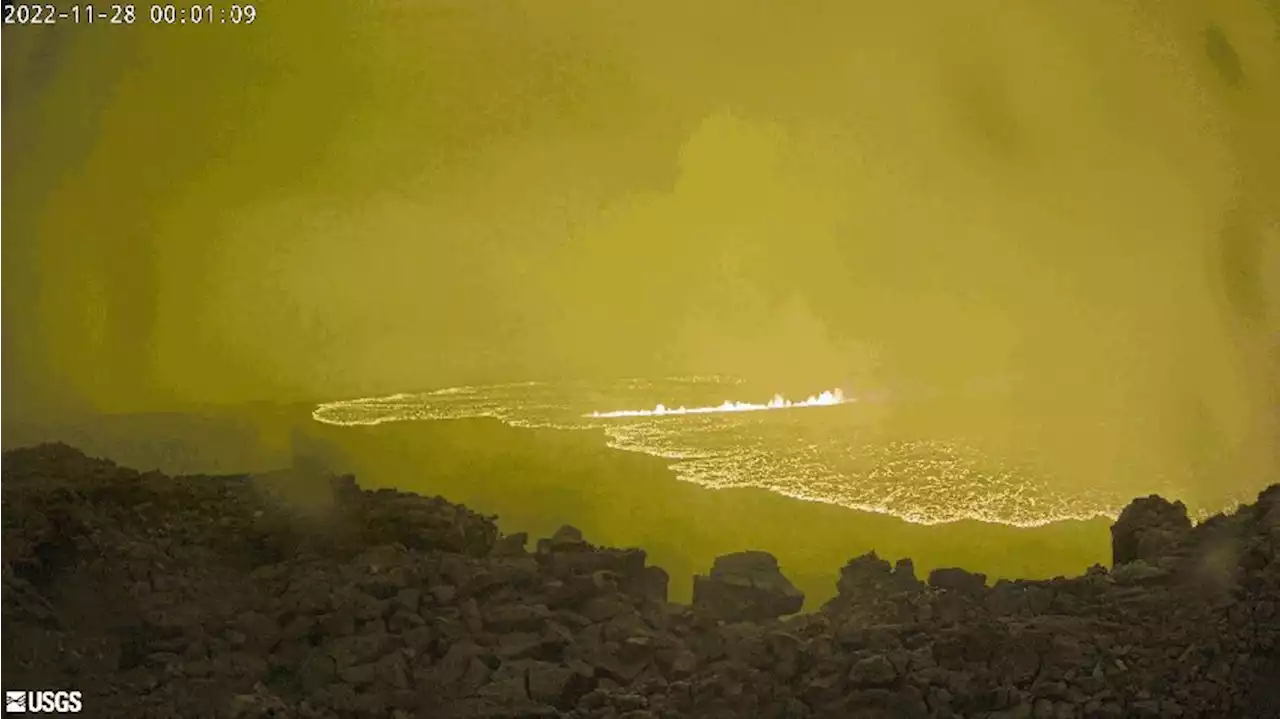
[3, 444, 1278, 719]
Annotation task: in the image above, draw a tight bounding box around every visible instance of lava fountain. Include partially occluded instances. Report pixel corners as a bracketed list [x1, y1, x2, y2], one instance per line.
[586, 389, 850, 419]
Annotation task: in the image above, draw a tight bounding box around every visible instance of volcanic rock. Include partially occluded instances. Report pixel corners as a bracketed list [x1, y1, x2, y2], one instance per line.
[1111, 494, 1193, 566]
[3, 443, 1279, 718]
[692, 550, 805, 621]
[928, 567, 988, 594]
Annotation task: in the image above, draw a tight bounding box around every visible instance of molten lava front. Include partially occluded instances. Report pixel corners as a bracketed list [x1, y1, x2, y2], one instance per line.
[586, 389, 848, 419]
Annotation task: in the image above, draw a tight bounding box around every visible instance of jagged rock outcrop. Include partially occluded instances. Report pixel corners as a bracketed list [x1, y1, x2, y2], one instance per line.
[3, 442, 1278, 719]
[692, 550, 805, 621]
[1110, 494, 1193, 566]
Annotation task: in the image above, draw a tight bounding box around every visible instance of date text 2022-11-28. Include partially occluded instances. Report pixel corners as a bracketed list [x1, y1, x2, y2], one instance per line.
[3, 3, 256, 25]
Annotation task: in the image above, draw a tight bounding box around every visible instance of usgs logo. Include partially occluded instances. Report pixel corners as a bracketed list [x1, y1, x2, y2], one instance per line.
[5, 691, 82, 714]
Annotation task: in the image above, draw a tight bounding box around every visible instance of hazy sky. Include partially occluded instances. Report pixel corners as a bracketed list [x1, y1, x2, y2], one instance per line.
[3, 0, 1278, 483]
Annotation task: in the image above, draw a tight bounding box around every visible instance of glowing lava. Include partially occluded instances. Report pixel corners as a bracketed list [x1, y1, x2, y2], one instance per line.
[587, 389, 849, 418]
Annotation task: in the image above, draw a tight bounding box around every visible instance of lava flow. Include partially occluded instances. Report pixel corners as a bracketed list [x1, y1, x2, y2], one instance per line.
[587, 389, 849, 418]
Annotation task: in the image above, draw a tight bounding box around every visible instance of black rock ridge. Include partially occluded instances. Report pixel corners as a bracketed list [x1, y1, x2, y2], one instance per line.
[2, 443, 1277, 718]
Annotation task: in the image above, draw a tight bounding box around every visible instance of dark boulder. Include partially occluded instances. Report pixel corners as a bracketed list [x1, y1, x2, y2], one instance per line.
[692, 551, 804, 621]
[1112, 495, 1192, 566]
[928, 567, 987, 594]
[836, 552, 894, 597]
[538, 525, 588, 554]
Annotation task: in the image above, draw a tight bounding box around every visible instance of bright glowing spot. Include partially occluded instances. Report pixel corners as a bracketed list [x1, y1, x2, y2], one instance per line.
[587, 388, 849, 418]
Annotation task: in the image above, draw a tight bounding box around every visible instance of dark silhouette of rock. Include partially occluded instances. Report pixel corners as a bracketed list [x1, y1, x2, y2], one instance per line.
[837, 551, 894, 594]
[492, 531, 529, 557]
[1111, 494, 1193, 566]
[927, 566, 988, 593]
[538, 525, 587, 554]
[2, 443, 1278, 718]
[692, 550, 805, 621]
